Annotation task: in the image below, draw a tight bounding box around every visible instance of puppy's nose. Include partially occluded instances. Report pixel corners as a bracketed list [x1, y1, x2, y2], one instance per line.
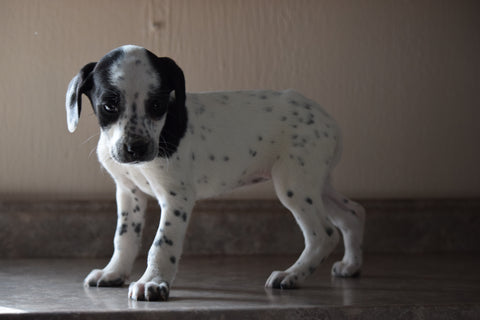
[124, 138, 150, 160]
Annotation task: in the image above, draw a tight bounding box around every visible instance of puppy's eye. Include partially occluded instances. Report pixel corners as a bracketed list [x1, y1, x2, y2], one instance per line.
[103, 104, 119, 113]
[147, 101, 167, 120]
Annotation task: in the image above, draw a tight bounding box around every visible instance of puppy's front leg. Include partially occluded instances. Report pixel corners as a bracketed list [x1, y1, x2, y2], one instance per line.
[129, 192, 194, 301]
[85, 185, 147, 287]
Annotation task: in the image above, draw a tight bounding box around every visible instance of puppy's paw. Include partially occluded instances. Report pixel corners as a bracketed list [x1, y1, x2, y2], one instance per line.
[129, 279, 170, 301]
[265, 271, 299, 289]
[84, 269, 126, 287]
[331, 261, 361, 278]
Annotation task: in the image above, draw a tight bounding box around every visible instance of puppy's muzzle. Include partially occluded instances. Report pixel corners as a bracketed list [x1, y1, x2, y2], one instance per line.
[115, 136, 155, 164]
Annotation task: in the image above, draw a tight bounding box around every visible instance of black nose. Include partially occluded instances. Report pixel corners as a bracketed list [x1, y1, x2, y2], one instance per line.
[126, 140, 148, 156]
[122, 138, 151, 162]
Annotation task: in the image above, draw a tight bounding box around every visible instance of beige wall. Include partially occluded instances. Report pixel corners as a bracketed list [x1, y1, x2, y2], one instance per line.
[0, 0, 479, 200]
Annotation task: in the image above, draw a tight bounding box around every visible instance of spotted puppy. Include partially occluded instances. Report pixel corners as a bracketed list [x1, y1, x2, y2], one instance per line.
[66, 45, 365, 301]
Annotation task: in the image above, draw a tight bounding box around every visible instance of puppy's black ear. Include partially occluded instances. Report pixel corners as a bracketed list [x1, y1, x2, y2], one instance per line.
[65, 62, 96, 132]
[158, 57, 186, 107]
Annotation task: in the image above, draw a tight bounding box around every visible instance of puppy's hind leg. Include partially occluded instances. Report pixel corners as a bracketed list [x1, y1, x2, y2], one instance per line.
[323, 179, 365, 277]
[265, 161, 339, 289]
[84, 184, 147, 287]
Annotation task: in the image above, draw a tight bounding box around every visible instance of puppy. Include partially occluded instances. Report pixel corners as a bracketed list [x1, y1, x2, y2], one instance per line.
[66, 45, 365, 301]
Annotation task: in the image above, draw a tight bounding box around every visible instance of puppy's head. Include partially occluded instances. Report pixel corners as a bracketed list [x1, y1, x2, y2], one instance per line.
[66, 45, 186, 163]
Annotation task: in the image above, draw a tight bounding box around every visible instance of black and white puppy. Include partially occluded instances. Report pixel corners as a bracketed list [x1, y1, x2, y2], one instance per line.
[66, 45, 365, 301]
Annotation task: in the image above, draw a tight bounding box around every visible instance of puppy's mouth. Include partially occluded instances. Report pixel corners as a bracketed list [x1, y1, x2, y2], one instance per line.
[112, 138, 156, 164]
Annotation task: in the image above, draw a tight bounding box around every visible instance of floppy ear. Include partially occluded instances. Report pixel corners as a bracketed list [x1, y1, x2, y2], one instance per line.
[154, 57, 188, 158]
[65, 62, 96, 132]
[158, 57, 186, 107]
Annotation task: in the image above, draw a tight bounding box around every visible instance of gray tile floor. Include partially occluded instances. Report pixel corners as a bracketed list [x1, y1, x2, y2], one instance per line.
[1, 254, 479, 319]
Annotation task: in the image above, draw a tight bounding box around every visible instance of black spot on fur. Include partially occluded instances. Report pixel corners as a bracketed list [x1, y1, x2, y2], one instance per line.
[306, 197, 313, 205]
[170, 191, 177, 196]
[325, 227, 334, 237]
[134, 223, 142, 235]
[170, 256, 176, 264]
[287, 190, 294, 198]
[173, 210, 187, 222]
[197, 175, 209, 184]
[297, 157, 305, 167]
[163, 235, 173, 246]
[119, 224, 128, 236]
[194, 105, 206, 115]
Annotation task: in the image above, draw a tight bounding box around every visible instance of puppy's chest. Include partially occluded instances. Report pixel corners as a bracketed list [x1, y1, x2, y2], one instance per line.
[124, 167, 156, 196]
[121, 161, 187, 198]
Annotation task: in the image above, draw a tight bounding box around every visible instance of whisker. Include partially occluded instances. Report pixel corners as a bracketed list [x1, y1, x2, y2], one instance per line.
[82, 133, 100, 145]
[88, 146, 97, 158]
